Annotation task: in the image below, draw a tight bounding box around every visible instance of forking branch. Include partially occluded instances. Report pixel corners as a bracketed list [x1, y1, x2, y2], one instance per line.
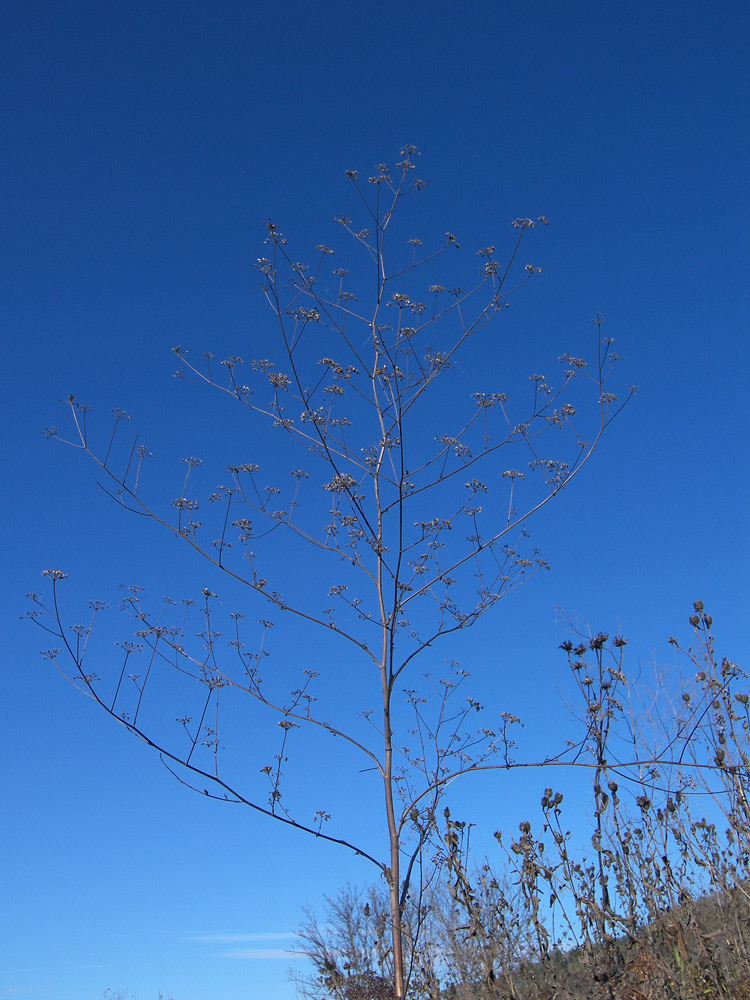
[32, 146, 635, 999]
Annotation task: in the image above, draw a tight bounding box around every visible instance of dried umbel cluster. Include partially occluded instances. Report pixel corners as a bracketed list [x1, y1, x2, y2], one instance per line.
[31, 148, 634, 1000]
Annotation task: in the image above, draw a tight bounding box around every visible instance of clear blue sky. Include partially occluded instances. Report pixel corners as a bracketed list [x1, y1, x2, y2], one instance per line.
[4, 2, 749, 998]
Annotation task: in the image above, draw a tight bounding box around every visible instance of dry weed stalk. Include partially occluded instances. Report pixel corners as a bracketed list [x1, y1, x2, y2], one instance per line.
[28, 148, 633, 999]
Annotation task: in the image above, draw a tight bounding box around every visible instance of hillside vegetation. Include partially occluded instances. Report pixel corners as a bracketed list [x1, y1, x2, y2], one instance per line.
[295, 605, 750, 1000]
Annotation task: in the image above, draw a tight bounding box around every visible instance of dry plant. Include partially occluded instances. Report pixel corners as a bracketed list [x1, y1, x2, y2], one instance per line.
[299, 605, 749, 999]
[26, 147, 633, 1000]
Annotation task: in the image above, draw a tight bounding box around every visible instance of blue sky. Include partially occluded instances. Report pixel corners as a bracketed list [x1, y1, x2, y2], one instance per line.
[4, 1, 750, 998]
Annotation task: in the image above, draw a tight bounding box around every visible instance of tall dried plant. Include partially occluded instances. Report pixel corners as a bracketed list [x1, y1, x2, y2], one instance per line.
[27, 147, 632, 999]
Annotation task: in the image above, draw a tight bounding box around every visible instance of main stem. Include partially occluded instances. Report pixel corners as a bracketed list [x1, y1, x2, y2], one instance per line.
[371, 184, 405, 999]
[383, 676, 405, 999]
[376, 437, 405, 998]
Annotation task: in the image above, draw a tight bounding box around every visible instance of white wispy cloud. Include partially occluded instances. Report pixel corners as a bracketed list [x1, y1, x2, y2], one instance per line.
[220, 947, 302, 960]
[188, 931, 297, 943]
[188, 930, 305, 959]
